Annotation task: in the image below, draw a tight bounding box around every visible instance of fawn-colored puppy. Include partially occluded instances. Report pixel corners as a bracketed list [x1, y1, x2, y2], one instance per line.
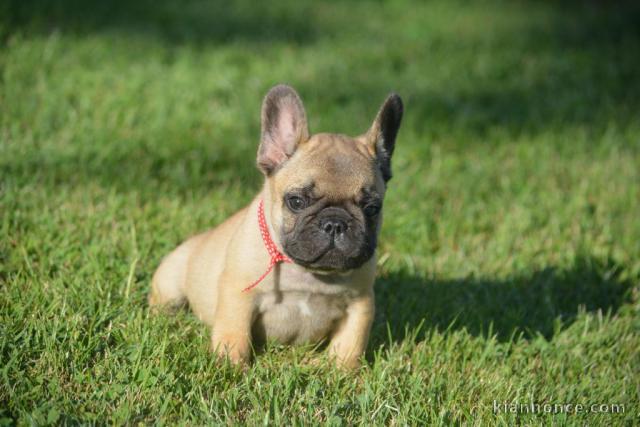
[149, 84, 403, 368]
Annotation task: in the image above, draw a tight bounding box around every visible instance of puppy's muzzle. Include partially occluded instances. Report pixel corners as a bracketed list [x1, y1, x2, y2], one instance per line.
[319, 217, 347, 238]
[317, 207, 352, 245]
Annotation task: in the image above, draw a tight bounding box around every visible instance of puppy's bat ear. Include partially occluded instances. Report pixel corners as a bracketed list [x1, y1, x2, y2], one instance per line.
[365, 93, 403, 182]
[257, 84, 310, 175]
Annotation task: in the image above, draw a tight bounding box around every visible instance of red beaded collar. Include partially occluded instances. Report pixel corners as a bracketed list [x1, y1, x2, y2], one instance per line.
[242, 200, 292, 292]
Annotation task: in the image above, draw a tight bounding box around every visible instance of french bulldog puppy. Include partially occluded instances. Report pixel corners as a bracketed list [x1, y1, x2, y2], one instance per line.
[149, 84, 403, 368]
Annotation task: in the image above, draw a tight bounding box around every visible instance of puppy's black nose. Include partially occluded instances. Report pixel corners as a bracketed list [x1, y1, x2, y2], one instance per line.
[320, 218, 347, 237]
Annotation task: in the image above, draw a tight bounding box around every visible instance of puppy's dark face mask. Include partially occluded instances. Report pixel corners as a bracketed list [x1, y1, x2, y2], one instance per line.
[280, 175, 383, 272]
[256, 85, 403, 273]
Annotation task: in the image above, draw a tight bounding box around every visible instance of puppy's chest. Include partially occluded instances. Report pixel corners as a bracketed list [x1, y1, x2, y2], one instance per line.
[251, 269, 356, 345]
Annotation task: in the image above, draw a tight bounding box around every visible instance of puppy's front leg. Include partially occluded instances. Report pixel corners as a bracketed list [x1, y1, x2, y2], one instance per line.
[211, 274, 254, 365]
[328, 293, 375, 369]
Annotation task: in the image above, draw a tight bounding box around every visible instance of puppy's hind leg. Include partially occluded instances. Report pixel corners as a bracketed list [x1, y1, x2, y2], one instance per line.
[149, 242, 192, 310]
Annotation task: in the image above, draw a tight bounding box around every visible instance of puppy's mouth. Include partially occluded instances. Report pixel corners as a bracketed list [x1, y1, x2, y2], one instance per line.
[286, 245, 336, 270]
[284, 244, 372, 273]
[292, 260, 352, 275]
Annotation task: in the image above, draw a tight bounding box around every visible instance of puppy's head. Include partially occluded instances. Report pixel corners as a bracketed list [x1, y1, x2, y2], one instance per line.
[257, 84, 403, 273]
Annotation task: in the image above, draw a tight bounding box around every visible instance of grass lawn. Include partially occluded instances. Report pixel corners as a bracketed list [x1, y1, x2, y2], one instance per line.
[2, 0, 639, 424]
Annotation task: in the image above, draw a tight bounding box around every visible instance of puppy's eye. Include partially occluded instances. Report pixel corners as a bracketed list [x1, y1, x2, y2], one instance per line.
[363, 204, 381, 217]
[285, 195, 307, 212]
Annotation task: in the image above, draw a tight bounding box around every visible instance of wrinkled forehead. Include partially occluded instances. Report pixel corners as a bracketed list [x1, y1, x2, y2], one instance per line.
[274, 134, 382, 200]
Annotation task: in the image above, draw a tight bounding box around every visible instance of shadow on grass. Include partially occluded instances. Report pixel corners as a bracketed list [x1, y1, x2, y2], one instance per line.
[1, 0, 320, 45]
[370, 256, 633, 347]
[407, 1, 640, 136]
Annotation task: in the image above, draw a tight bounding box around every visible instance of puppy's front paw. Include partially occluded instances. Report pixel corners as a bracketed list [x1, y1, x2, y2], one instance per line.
[334, 356, 363, 371]
[211, 333, 251, 366]
[327, 348, 364, 370]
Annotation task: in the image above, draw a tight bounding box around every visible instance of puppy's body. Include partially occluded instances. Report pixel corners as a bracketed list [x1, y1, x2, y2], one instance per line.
[151, 193, 375, 345]
[150, 86, 402, 367]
